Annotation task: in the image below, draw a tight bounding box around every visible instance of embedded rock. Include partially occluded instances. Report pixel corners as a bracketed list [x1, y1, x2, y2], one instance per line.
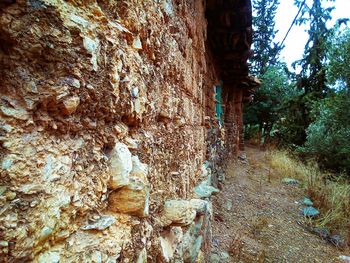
[225, 200, 233, 211]
[194, 180, 220, 198]
[183, 235, 203, 263]
[108, 143, 133, 189]
[133, 36, 143, 50]
[339, 255, 350, 262]
[189, 199, 211, 215]
[159, 227, 183, 262]
[37, 251, 60, 263]
[131, 156, 148, 180]
[81, 215, 116, 231]
[109, 177, 149, 217]
[159, 199, 212, 262]
[62, 96, 80, 115]
[108, 156, 149, 217]
[160, 200, 197, 227]
[210, 251, 230, 263]
[124, 137, 139, 149]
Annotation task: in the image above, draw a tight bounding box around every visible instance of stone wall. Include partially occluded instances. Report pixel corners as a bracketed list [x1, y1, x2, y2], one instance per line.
[0, 0, 249, 262]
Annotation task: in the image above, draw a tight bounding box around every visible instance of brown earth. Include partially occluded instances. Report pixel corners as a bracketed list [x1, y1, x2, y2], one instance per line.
[211, 146, 349, 263]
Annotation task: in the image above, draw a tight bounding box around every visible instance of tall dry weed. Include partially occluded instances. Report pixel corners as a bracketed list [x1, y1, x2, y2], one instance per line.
[268, 150, 350, 240]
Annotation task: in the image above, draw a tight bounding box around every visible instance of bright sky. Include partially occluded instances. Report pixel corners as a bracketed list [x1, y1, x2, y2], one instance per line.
[275, 0, 350, 71]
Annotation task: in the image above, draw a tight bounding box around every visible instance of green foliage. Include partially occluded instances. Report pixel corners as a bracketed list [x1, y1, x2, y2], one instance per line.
[245, 0, 284, 140]
[277, 90, 324, 147]
[243, 124, 260, 141]
[300, 91, 350, 173]
[327, 28, 350, 88]
[244, 64, 293, 139]
[299, 28, 350, 174]
[276, 94, 307, 147]
[293, 0, 334, 96]
[275, 0, 335, 148]
[247, 0, 350, 176]
[251, 0, 282, 75]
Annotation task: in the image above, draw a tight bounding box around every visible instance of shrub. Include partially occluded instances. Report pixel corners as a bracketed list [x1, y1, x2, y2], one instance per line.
[300, 91, 350, 174]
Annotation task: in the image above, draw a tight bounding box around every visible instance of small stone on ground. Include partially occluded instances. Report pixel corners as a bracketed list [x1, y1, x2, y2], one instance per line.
[282, 177, 300, 185]
[301, 206, 320, 218]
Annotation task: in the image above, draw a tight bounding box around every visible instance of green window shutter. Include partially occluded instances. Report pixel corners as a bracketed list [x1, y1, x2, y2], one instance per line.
[215, 86, 223, 125]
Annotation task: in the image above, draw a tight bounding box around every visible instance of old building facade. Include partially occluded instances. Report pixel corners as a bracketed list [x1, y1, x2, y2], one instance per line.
[0, 0, 257, 261]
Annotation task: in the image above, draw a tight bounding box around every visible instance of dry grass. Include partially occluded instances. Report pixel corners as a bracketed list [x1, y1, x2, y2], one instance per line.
[267, 150, 350, 242]
[268, 150, 309, 182]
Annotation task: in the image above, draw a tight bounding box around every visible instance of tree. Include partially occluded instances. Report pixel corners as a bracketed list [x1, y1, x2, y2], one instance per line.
[279, 0, 335, 146]
[244, 0, 284, 142]
[300, 28, 350, 174]
[327, 28, 350, 88]
[244, 64, 293, 138]
[294, 0, 334, 97]
[250, 0, 282, 75]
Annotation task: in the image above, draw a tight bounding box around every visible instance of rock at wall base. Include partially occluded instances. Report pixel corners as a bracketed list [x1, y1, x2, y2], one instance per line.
[159, 227, 183, 262]
[210, 251, 230, 263]
[194, 180, 219, 198]
[160, 200, 197, 227]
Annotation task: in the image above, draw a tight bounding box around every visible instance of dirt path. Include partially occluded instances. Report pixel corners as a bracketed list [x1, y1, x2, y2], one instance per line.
[211, 146, 348, 263]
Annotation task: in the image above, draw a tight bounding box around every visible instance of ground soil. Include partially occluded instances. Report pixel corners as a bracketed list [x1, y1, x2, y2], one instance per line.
[211, 145, 349, 262]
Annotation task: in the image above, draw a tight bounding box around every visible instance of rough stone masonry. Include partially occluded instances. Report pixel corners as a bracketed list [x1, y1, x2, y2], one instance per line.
[0, 0, 258, 262]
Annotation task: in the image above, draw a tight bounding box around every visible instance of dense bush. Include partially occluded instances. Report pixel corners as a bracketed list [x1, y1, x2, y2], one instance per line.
[300, 91, 350, 173]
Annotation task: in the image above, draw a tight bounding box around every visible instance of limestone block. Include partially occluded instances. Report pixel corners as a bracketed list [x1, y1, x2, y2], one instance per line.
[109, 155, 149, 217]
[37, 251, 60, 263]
[131, 156, 148, 180]
[193, 180, 219, 199]
[109, 177, 149, 217]
[109, 143, 132, 189]
[160, 200, 196, 226]
[189, 199, 210, 216]
[81, 215, 116, 231]
[1, 104, 29, 120]
[183, 235, 203, 263]
[133, 36, 142, 50]
[124, 137, 138, 149]
[181, 216, 208, 263]
[159, 227, 183, 262]
[83, 36, 100, 71]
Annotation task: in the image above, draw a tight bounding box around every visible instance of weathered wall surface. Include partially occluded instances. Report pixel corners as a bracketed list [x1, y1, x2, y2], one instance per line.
[0, 0, 233, 262]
